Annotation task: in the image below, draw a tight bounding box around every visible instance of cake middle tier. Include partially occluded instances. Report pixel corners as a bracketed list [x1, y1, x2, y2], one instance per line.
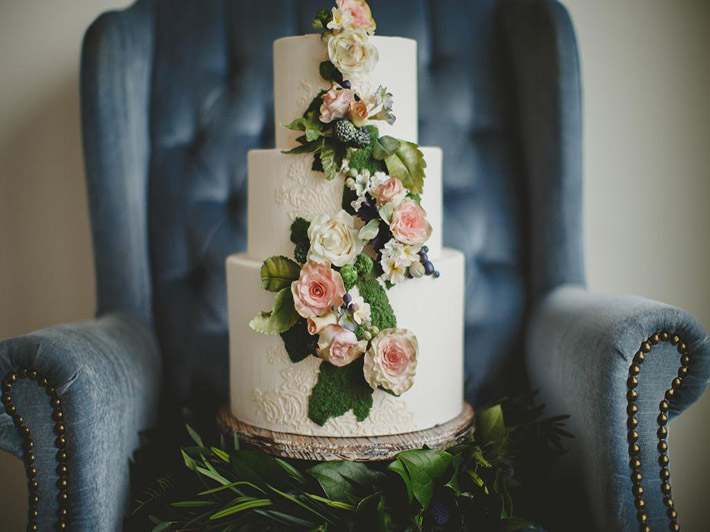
[247, 148, 443, 262]
[274, 35, 418, 150]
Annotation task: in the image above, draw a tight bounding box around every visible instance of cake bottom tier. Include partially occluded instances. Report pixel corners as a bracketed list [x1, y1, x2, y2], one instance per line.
[227, 248, 465, 437]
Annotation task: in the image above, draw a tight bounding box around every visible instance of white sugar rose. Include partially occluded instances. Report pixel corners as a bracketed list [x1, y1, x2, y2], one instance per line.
[308, 210, 364, 267]
[328, 29, 379, 77]
[364, 328, 418, 395]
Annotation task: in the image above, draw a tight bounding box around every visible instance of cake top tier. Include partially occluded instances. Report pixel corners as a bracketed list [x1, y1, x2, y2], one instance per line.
[274, 35, 418, 150]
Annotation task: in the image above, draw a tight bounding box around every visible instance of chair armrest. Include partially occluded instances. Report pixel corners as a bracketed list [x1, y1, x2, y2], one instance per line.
[0, 313, 161, 532]
[525, 285, 710, 532]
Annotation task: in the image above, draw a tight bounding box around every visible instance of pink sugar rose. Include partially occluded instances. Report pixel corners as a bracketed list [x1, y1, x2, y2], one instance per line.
[317, 325, 368, 367]
[364, 328, 418, 395]
[291, 260, 346, 320]
[320, 86, 355, 123]
[389, 198, 432, 246]
[337, 0, 376, 34]
[372, 177, 405, 207]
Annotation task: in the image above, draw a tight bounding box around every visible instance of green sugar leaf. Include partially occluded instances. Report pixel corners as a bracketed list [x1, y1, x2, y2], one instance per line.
[371, 135, 401, 161]
[319, 143, 340, 181]
[356, 278, 396, 330]
[308, 359, 373, 426]
[319, 60, 343, 84]
[289, 217, 311, 244]
[383, 140, 427, 195]
[280, 318, 317, 363]
[250, 288, 299, 335]
[260, 256, 301, 292]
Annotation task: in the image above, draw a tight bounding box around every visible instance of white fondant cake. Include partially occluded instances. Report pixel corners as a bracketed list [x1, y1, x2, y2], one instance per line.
[274, 35, 418, 149]
[227, 7, 465, 438]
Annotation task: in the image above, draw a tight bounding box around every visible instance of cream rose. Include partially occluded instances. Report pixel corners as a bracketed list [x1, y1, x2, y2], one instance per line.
[389, 198, 432, 247]
[308, 313, 339, 335]
[317, 325, 368, 367]
[320, 86, 355, 123]
[328, 29, 379, 77]
[291, 260, 346, 320]
[372, 177, 406, 207]
[307, 210, 364, 267]
[363, 328, 418, 395]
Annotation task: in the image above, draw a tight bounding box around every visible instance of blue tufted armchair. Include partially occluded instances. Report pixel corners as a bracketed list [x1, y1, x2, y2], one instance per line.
[1, 0, 708, 530]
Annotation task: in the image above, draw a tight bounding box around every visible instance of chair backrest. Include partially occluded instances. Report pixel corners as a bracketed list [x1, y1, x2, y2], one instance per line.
[82, 0, 584, 407]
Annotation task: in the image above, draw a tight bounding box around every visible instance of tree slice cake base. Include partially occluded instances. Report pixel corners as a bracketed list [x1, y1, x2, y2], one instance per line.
[218, 402, 474, 461]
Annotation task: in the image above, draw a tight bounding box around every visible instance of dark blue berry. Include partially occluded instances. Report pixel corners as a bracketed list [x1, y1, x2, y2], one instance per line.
[419, 253, 428, 263]
[424, 261, 435, 275]
[429, 500, 450, 525]
[341, 80, 351, 89]
[433, 270, 441, 278]
[421, 245, 429, 253]
[348, 303, 355, 313]
[343, 293, 352, 304]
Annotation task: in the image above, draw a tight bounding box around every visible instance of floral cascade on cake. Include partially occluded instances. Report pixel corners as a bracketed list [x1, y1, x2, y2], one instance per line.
[226, 0, 465, 437]
[250, 1, 442, 427]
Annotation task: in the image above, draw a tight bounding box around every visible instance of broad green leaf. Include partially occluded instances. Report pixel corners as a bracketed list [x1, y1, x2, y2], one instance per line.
[308, 461, 385, 504]
[386, 459, 413, 505]
[358, 219, 380, 241]
[383, 141, 427, 195]
[284, 116, 324, 142]
[250, 288, 299, 335]
[260, 256, 301, 292]
[477, 404, 506, 449]
[371, 135, 401, 161]
[230, 450, 288, 487]
[151, 523, 174, 532]
[282, 137, 325, 155]
[319, 61, 343, 84]
[394, 449, 453, 509]
[364, 124, 380, 141]
[378, 203, 394, 224]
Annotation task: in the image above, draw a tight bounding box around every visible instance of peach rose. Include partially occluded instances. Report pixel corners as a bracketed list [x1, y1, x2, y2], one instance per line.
[363, 328, 418, 395]
[337, 0, 376, 34]
[389, 198, 432, 247]
[349, 101, 369, 127]
[317, 325, 368, 367]
[372, 177, 405, 207]
[320, 86, 355, 123]
[291, 260, 346, 320]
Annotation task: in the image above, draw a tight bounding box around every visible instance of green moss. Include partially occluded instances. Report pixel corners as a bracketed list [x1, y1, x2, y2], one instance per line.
[340, 265, 358, 291]
[357, 278, 396, 330]
[308, 359, 373, 425]
[290, 217, 310, 244]
[280, 319, 317, 363]
[354, 254, 374, 275]
[347, 146, 386, 175]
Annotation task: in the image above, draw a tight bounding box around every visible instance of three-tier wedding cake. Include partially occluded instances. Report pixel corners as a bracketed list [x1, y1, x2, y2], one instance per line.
[227, 0, 465, 438]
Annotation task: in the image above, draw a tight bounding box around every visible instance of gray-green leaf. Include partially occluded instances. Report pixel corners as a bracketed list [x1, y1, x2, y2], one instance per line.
[250, 288, 299, 335]
[319, 144, 339, 181]
[383, 141, 427, 195]
[371, 135, 401, 161]
[260, 256, 301, 292]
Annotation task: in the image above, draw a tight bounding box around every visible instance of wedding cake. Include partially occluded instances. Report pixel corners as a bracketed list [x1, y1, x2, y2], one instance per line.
[227, 0, 465, 437]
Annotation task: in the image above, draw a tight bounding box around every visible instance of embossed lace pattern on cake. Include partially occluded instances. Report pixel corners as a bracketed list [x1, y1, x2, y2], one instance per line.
[274, 155, 344, 222]
[252, 345, 417, 436]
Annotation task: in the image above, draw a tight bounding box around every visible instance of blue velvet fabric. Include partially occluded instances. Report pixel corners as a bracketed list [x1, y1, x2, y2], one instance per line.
[0, 0, 708, 530]
[527, 286, 710, 531]
[0, 315, 161, 531]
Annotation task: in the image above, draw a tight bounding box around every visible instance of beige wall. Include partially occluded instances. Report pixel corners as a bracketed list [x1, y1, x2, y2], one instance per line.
[0, 0, 707, 530]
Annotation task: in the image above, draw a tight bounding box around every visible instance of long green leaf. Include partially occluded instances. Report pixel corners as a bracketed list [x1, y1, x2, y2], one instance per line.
[198, 481, 266, 496]
[209, 499, 272, 520]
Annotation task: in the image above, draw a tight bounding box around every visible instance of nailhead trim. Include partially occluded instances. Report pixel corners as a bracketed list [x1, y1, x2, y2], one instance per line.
[627, 331, 690, 532]
[2, 369, 69, 531]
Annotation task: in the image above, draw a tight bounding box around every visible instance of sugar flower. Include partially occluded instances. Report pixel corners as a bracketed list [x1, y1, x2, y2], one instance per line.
[291, 260, 346, 320]
[308, 210, 365, 267]
[363, 328, 418, 395]
[317, 324, 368, 367]
[328, 28, 379, 77]
[389, 198, 432, 247]
[320, 85, 356, 123]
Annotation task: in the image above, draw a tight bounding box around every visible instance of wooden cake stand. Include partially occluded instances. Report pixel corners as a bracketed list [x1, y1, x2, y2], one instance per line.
[218, 402, 474, 461]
